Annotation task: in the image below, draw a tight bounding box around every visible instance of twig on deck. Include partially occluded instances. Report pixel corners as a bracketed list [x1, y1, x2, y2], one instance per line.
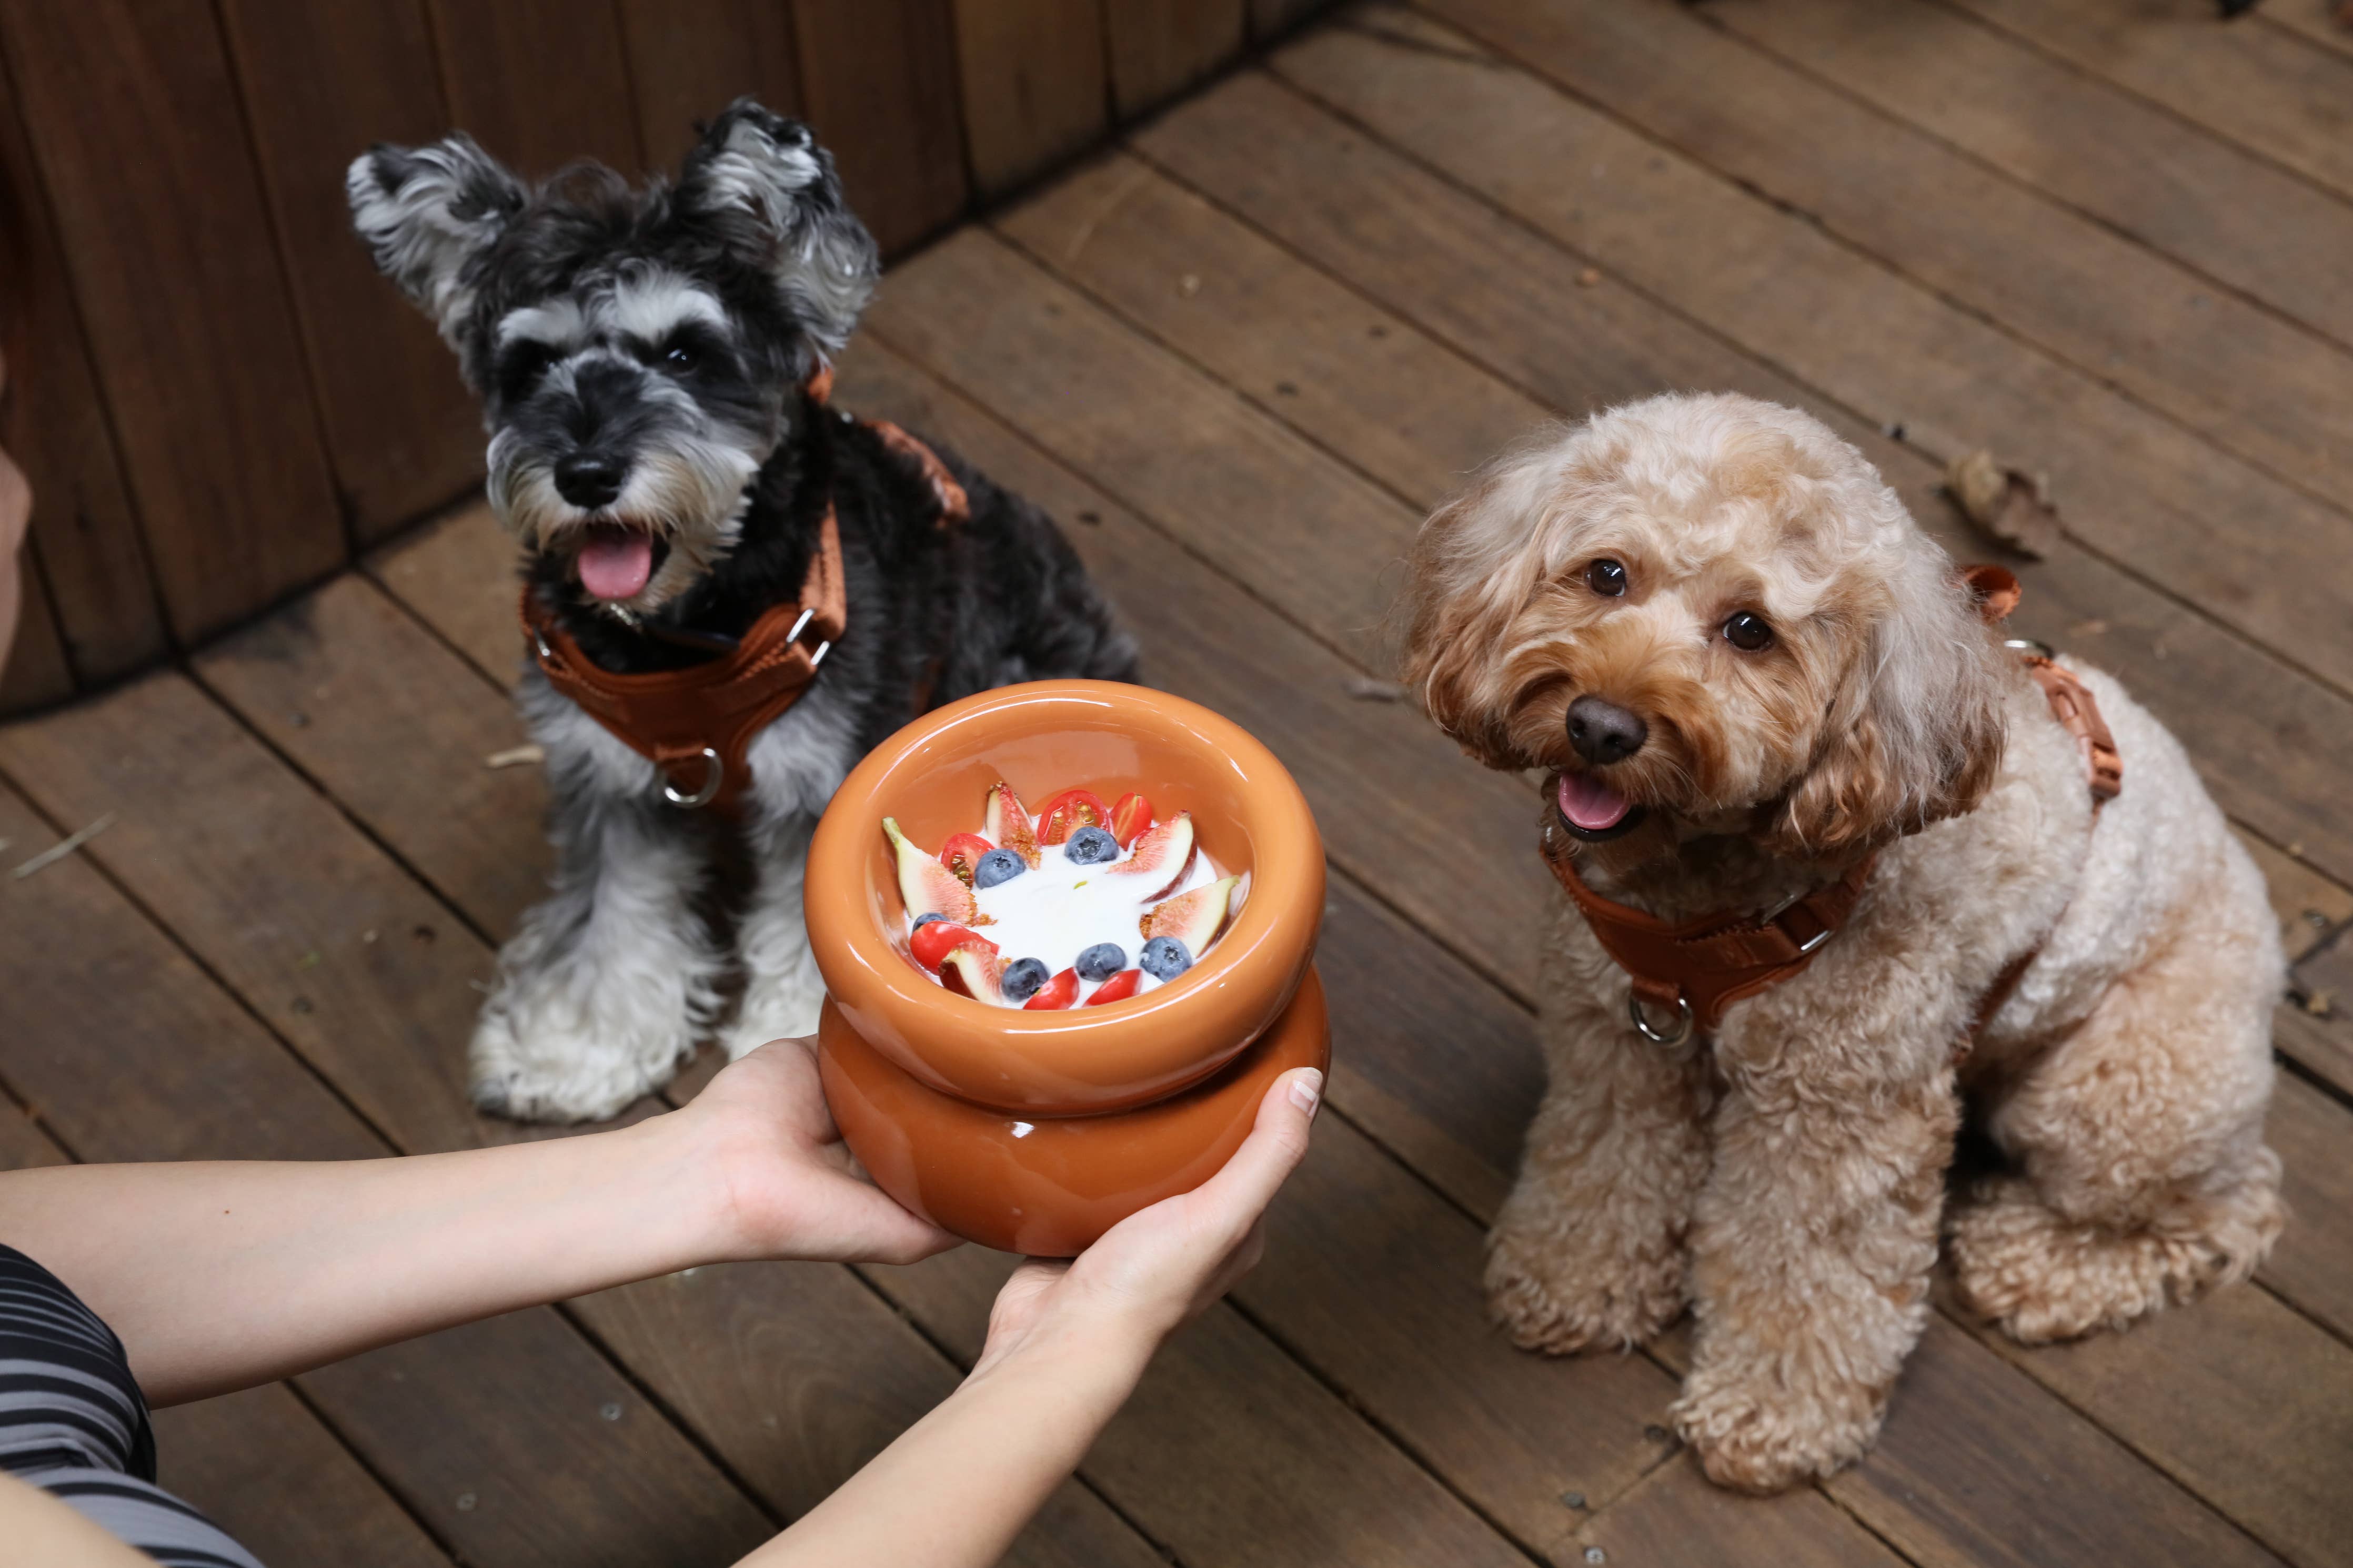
[12, 814, 116, 881]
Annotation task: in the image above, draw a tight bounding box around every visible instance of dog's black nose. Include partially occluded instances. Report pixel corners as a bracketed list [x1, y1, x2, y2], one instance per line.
[554, 453, 626, 510]
[1566, 695, 1647, 765]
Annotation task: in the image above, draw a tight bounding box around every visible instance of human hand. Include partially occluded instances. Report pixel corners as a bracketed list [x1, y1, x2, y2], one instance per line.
[973, 1066, 1322, 1377]
[679, 1036, 960, 1266]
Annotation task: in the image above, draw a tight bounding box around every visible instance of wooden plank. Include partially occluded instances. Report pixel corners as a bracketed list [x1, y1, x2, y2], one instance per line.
[0, 673, 532, 1156]
[866, 229, 1418, 673]
[0, 774, 773, 1567]
[1946, 0, 2353, 203]
[2240, 830, 2353, 963]
[1401, 0, 2353, 651]
[1571, 1453, 1908, 1568]
[1254, 21, 2353, 888]
[365, 500, 522, 685]
[2284, 939, 2353, 1099]
[2264, 3, 2353, 62]
[1837, 1318, 2289, 1568]
[0, 58, 163, 683]
[871, 1247, 1532, 1568]
[1965, 1283, 2353, 1568]
[791, 0, 969, 255]
[1107, 0, 1248, 118]
[195, 573, 550, 937]
[1697, 0, 2353, 352]
[0, 555, 72, 712]
[618, 0, 803, 169]
[1250, 0, 1330, 42]
[425, 0, 642, 176]
[0, 0, 346, 643]
[213, 0, 480, 540]
[951, 0, 1108, 197]
[830, 332, 1547, 995]
[153, 1385, 454, 1568]
[2265, 1074, 2353, 1344]
[0, 1097, 68, 1169]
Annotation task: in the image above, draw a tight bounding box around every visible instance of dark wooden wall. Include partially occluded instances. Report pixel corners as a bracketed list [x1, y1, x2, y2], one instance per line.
[0, 0, 1330, 715]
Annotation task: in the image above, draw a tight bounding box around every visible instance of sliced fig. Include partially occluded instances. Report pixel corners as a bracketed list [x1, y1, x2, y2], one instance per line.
[884, 816, 976, 924]
[940, 944, 1010, 1004]
[1107, 811, 1196, 900]
[911, 920, 996, 973]
[984, 782, 1042, 867]
[1140, 874, 1239, 956]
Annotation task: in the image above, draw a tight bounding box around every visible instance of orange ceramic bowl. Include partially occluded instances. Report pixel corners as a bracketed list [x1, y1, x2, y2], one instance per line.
[803, 680, 1326, 1116]
[818, 969, 1330, 1256]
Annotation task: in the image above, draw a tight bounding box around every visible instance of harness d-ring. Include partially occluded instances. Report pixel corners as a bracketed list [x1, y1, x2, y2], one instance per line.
[1629, 990, 1694, 1046]
[662, 747, 724, 809]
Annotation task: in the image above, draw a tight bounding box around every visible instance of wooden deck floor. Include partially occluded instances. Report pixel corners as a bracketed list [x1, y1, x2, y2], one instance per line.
[7, 2, 2353, 1564]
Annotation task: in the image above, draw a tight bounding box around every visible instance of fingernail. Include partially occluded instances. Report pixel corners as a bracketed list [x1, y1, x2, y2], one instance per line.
[1288, 1068, 1323, 1117]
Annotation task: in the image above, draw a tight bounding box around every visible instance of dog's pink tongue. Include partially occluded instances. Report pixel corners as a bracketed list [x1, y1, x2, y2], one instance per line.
[1558, 771, 1632, 832]
[577, 527, 652, 601]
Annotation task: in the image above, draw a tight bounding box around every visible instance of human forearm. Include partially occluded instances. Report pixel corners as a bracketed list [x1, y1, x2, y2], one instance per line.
[741, 1317, 1154, 1568]
[0, 1114, 730, 1404]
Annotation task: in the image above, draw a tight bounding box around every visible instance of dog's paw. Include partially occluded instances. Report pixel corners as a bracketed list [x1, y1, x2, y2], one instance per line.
[1672, 1362, 1883, 1495]
[1947, 1177, 2239, 1345]
[1484, 1217, 1686, 1354]
[468, 997, 691, 1125]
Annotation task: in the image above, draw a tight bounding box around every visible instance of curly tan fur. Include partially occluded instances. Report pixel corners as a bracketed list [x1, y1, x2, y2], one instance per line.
[1406, 394, 2282, 1493]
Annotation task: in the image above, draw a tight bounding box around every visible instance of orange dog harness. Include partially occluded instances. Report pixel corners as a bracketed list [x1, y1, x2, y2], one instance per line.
[521, 369, 969, 816]
[1543, 564, 2119, 1045]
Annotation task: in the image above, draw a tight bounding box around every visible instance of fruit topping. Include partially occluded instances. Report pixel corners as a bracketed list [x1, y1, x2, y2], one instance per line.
[912, 920, 997, 973]
[1139, 937, 1192, 981]
[1084, 969, 1143, 1005]
[940, 945, 1007, 1002]
[1108, 812, 1196, 900]
[912, 912, 946, 929]
[1063, 825, 1119, 865]
[1075, 942, 1127, 982]
[984, 782, 1042, 866]
[886, 817, 977, 924]
[1109, 793, 1153, 847]
[1141, 874, 1238, 959]
[1023, 967, 1080, 1010]
[940, 832, 994, 886]
[1035, 788, 1111, 846]
[999, 957, 1050, 1004]
[974, 848, 1028, 889]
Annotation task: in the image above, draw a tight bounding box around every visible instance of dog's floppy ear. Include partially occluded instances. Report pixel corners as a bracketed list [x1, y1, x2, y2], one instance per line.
[1770, 554, 2008, 854]
[677, 98, 879, 358]
[346, 134, 526, 343]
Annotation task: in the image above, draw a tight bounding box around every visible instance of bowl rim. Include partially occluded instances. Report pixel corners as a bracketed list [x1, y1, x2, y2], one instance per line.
[804, 679, 1324, 1109]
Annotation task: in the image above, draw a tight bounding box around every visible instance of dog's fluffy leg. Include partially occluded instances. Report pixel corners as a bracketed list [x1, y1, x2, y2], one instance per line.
[471, 681, 723, 1123]
[1673, 990, 1960, 1494]
[1951, 836, 2284, 1342]
[723, 811, 826, 1060]
[1489, 904, 1713, 1351]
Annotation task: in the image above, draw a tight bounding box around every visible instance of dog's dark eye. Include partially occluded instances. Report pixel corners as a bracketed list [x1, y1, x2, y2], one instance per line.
[1722, 611, 1774, 652]
[1586, 559, 1628, 597]
[663, 341, 698, 373]
[497, 342, 559, 404]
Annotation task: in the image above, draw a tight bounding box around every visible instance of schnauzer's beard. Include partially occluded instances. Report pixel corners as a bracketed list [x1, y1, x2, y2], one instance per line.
[488, 421, 765, 615]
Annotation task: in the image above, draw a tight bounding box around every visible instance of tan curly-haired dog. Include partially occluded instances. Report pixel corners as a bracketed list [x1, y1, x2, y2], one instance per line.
[1402, 392, 2283, 1493]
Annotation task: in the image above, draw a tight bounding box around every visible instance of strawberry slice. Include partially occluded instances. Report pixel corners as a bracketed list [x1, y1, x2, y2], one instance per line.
[1109, 792, 1153, 847]
[1083, 969, 1143, 1006]
[911, 920, 997, 973]
[984, 782, 1042, 866]
[939, 833, 994, 887]
[1035, 788, 1111, 846]
[1022, 967, 1080, 1010]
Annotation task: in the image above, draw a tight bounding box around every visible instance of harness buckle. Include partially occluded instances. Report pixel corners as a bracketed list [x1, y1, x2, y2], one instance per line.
[1628, 990, 1694, 1046]
[661, 747, 725, 810]
[2002, 636, 2055, 659]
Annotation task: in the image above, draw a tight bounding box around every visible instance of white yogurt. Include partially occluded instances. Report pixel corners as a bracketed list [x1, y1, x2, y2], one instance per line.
[910, 812, 1224, 1003]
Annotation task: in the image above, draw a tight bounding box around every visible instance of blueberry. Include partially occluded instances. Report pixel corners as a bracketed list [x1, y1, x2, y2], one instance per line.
[1139, 936, 1192, 981]
[974, 848, 1028, 889]
[1075, 942, 1127, 983]
[1000, 957, 1050, 1003]
[1063, 825, 1119, 865]
[911, 912, 947, 929]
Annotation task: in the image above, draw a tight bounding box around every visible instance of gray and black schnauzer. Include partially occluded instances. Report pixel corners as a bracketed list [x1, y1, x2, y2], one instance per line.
[348, 100, 1138, 1121]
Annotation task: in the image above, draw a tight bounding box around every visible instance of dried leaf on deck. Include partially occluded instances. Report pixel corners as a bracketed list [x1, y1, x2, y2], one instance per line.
[1344, 676, 1409, 702]
[1945, 449, 2062, 560]
[485, 744, 546, 770]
